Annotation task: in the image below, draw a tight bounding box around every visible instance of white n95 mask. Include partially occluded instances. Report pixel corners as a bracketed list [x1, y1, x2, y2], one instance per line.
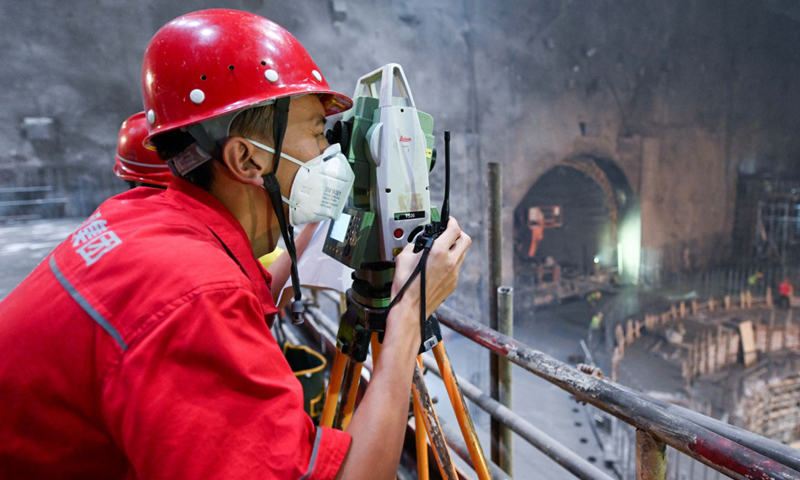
[247, 140, 355, 226]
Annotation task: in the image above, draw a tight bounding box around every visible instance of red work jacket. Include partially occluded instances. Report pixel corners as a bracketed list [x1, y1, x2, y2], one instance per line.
[0, 178, 350, 479]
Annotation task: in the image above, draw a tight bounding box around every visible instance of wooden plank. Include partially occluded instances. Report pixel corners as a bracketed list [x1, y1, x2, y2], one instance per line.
[740, 321, 757, 367]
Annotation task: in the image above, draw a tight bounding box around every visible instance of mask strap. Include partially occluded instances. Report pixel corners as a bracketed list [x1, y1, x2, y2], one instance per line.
[247, 139, 307, 169]
[281, 195, 297, 208]
[261, 97, 305, 324]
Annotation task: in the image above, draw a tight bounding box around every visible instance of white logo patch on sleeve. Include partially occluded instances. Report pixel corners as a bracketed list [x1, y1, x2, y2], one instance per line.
[71, 211, 122, 266]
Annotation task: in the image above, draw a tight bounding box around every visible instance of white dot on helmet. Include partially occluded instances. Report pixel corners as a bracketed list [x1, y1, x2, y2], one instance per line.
[190, 89, 205, 104]
[146, 110, 156, 124]
[265, 69, 279, 83]
[312, 70, 322, 82]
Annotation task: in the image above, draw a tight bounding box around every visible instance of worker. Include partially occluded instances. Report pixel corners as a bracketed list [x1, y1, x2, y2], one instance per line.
[589, 312, 604, 349]
[114, 111, 173, 189]
[114, 111, 296, 287]
[0, 9, 472, 480]
[115, 107, 320, 309]
[527, 206, 545, 257]
[116, 111, 328, 422]
[586, 290, 602, 305]
[747, 272, 763, 294]
[590, 312, 604, 329]
[778, 277, 794, 309]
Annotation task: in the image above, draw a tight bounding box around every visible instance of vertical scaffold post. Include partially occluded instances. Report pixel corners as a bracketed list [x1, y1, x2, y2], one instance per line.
[636, 429, 667, 480]
[497, 286, 514, 475]
[488, 162, 503, 466]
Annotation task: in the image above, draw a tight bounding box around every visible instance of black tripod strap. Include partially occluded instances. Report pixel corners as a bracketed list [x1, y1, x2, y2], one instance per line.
[419, 250, 429, 337]
[386, 247, 432, 346]
[387, 252, 425, 311]
[262, 97, 305, 324]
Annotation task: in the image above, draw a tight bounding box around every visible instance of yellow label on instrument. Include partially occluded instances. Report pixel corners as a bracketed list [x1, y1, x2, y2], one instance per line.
[393, 247, 403, 257]
[426, 148, 433, 158]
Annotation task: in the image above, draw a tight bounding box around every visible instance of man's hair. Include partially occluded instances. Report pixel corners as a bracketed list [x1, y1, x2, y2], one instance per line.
[230, 105, 275, 143]
[149, 104, 275, 191]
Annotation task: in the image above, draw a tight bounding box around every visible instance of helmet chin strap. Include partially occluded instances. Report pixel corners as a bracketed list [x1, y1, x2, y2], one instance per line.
[261, 97, 305, 324]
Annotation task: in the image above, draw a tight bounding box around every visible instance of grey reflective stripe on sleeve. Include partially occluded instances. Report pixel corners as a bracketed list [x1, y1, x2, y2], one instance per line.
[49, 255, 128, 351]
[298, 427, 324, 480]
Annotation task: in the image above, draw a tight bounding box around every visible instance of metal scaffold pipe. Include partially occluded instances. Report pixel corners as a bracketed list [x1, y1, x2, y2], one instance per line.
[488, 161, 503, 467]
[636, 429, 667, 480]
[497, 285, 514, 475]
[614, 382, 800, 473]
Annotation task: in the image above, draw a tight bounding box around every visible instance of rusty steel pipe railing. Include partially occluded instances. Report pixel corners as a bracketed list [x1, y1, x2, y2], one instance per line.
[420, 354, 615, 480]
[616, 383, 800, 473]
[435, 305, 800, 480]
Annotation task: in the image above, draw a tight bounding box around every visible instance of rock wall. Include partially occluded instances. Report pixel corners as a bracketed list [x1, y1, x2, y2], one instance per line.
[2, 0, 799, 318]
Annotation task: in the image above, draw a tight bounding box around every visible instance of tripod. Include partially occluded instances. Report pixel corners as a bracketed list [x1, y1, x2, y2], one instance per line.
[319, 264, 491, 480]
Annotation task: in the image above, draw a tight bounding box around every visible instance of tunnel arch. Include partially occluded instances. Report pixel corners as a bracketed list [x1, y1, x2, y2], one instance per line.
[513, 155, 636, 286]
[559, 156, 621, 246]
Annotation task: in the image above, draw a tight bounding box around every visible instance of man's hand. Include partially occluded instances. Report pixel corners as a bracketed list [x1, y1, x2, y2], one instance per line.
[391, 217, 472, 319]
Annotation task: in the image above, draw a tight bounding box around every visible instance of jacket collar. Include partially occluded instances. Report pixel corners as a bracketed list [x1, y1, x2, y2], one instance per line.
[164, 177, 277, 316]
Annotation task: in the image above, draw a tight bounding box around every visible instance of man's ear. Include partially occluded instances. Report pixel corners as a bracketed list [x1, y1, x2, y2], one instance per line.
[220, 137, 271, 187]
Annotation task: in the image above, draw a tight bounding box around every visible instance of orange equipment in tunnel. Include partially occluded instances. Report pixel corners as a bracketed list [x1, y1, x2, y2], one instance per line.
[527, 205, 563, 258]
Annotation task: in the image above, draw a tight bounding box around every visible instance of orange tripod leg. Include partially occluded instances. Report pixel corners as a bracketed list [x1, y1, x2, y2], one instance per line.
[414, 357, 430, 480]
[370, 332, 383, 363]
[337, 360, 363, 430]
[320, 349, 347, 428]
[433, 342, 491, 480]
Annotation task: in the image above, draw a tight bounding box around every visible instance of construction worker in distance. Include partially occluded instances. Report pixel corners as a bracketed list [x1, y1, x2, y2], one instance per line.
[0, 9, 471, 480]
[586, 290, 602, 305]
[589, 311, 604, 350]
[747, 271, 763, 293]
[778, 277, 794, 309]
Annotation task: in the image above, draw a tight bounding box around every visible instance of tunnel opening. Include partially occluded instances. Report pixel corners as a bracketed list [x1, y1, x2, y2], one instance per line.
[513, 155, 637, 308]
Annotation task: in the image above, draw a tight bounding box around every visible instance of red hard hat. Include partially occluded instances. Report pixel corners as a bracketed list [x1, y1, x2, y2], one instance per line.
[141, 9, 353, 143]
[115, 112, 173, 187]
